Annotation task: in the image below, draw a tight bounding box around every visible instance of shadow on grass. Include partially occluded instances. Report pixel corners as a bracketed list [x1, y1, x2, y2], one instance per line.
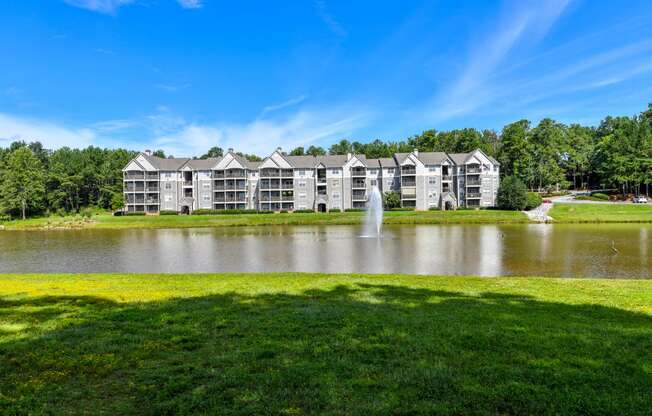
[1, 284, 651, 415]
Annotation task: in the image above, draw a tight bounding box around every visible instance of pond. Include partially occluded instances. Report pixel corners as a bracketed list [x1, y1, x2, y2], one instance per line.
[0, 224, 650, 278]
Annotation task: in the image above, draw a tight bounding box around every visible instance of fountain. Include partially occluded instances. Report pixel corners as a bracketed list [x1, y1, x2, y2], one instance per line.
[363, 185, 383, 237]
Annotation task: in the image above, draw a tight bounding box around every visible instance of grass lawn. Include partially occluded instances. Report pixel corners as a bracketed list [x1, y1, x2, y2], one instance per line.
[0, 209, 528, 230]
[550, 203, 652, 222]
[1, 273, 650, 415]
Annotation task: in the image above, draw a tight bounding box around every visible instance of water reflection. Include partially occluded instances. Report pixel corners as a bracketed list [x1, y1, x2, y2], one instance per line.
[0, 224, 649, 278]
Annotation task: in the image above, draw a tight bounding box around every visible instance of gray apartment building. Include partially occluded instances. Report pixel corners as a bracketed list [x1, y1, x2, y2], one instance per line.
[123, 147, 499, 213]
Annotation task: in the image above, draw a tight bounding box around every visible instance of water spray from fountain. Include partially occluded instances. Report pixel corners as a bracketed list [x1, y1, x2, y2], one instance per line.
[363, 185, 384, 237]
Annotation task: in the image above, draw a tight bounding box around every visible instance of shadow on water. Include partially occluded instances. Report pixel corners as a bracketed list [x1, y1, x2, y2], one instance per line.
[1, 285, 651, 415]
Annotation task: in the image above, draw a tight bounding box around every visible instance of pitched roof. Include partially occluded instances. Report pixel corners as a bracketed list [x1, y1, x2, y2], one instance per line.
[448, 153, 471, 165]
[284, 155, 317, 168]
[142, 154, 190, 170]
[487, 155, 500, 166]
[315, 154, 349, 168]
[416, 152, 449, 165]
[393, 153, 411, 164]
[183, 157, 221, 170]
[365, 158, 381, 168]
[377, 157, 398, 167]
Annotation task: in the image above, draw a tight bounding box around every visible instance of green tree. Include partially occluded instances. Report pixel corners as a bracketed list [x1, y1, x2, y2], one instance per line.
[497, 176, 527, 211]
[110, 192, 125, 210]
[329, 139, 353, 155]
[498, 120, 534, 186]
[0, 147, 46, 219]
[306, 145, 326, 156]
[383, 191, 401, 210]
[152, 149, 166, 158]
[200, 147, 223, 159]
[289, 147, 305, 156]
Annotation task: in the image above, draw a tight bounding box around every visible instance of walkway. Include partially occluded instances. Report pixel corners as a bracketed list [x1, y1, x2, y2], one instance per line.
[524, 202, 554, 222]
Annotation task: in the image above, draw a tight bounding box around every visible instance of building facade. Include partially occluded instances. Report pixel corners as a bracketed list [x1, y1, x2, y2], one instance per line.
[123, 148, 500, 213]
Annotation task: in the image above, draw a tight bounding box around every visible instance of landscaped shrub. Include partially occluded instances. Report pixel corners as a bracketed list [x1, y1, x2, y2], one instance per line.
[124, 212, 146, 216]
[329, 208, 342, 213]
[159, 210, 178, 215]
[193, 209, 258, 215]
[80, 207, 93, 219]
[279, 210, 289, 214]
[383, 191, 401, 210]
[390, 207, 415, 211]
[293, 209, 314, 213]
[592, 192, 609, 200]
[497, 176, 528, 210]
[524, 192, 543, 211]
[345, 208, 365, 212]
[428, 206, 440, 211]
[256, 210, 275, 214]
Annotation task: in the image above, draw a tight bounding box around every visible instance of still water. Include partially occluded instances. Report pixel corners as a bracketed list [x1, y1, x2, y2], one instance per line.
[0, 224, 650, 278]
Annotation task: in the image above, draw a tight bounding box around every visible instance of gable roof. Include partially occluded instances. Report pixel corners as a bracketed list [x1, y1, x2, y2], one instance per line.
[378, 157, 398, 167]
[416, 152, 449, 165]
[448, 153, 471, 165]
[182, 157, 222, 170]
[315, 154, 348, 168]
[284, 155, 317, 168]
[141, 154, 190, 170]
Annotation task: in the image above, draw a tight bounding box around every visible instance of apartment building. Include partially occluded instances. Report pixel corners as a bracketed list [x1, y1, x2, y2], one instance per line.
[123, 147, 499, 213]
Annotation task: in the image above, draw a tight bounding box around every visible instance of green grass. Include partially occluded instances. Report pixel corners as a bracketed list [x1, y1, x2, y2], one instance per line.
[1, 273, 650, 415]
[550, 203, 652, 222]
[0, 209, 528, 230]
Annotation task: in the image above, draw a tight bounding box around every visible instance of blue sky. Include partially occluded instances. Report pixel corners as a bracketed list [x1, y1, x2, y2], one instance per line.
[1, 0, 652, 156]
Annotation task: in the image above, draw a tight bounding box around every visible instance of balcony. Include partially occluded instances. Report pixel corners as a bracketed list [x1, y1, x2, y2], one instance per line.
[352, 190, 366, 200]
[124, 184, 145, 192]
[281, 169, 294, 177]
[183, 180, 193, 187]
[442, 174, 452, 181]
[401, 179, 416, 187]
[213, 171, 225, 179]
[146, 172, 159, 179]
[281, 180, 294, 189]
[260, 169, 280, 178]
[352, 179, 366, 189]
[467, 166, 481, 174]
[466, 179, 481, 186]
[146, 197, 159, 204]
[401, 167, 416, 175]
[225, 169, 246, 178]
[124, 172, 145, 180]
[467, 192, 481, 199]
[145, 183, 159, 192]
[261, 195, 281, 202]
[402, 187, 416, 198]
[351, 167, 366, 177]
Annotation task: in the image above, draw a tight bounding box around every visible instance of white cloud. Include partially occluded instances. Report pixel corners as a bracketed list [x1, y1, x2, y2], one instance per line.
[431, 0, 573, 121]
[314, 0, 346, 38]
[177, 0, 203, 9]
[0, 113, 95, 148]
[63, 0, 134, 14]
[155, 83, 191, 92]
[260, 95, 308, 117]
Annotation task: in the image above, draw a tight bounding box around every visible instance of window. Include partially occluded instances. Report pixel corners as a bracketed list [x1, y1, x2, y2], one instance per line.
[164, 183, 172, 190]
[203, 195, 211, 201]
[331, 169, 339, 174]
[165, 172, 172, 178]
[333, 192, 340, 199]
[369, 169, 378, 175]
[387, 168, 395, 174]
[202, 182, 211, 189]
[298, 181, 306, 188]
[299, 169, 305, 176]
[333, 180, 339, 186]
[299, 193, 306, 199]
[428, 177, 437, 185]
[164, 195, 172, 202]
[428, 166, 437, 172]
[252, 172, 257, 177]
[370, 179, 377, 186]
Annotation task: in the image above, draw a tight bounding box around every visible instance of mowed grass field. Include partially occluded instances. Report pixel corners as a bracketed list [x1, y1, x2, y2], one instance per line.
[0, 209, 528, 230]
[549, 203, 652, 222]
[1, 273, 650, 415]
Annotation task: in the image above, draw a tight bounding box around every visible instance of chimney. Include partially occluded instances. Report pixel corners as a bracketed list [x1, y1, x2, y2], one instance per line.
[277, 147, 282, 153]
[413, 148, 419, 157]
[347, 152, 352, 161]
[144, 149, 152, 156]
[228, 148, 234, 153]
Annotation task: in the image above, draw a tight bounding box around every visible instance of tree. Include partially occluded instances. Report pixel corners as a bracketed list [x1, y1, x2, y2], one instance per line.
[289, 147, 305, 156]
[200, 146, 223, 159]
[0, 147, 46, 219]
[152, 149, 166, 158]
[498, 120, 534, 186]
[306, 145, 326, 156]
[529, 118, 568, 191]
[383, 191, 401, 210]
[110, 192, 124, 210]
[329, 139, 353, 155]
[496, 176, 527, 211]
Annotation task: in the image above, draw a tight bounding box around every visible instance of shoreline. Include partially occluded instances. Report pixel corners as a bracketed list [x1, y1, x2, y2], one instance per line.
[1, 203, 651, 230]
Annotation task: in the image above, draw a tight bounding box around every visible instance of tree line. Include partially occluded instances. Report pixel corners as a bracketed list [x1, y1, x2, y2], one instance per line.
[1, 104, 651, 218]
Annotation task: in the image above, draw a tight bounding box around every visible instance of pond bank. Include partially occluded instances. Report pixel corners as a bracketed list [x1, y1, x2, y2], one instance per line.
[0, 273, 650, 415]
